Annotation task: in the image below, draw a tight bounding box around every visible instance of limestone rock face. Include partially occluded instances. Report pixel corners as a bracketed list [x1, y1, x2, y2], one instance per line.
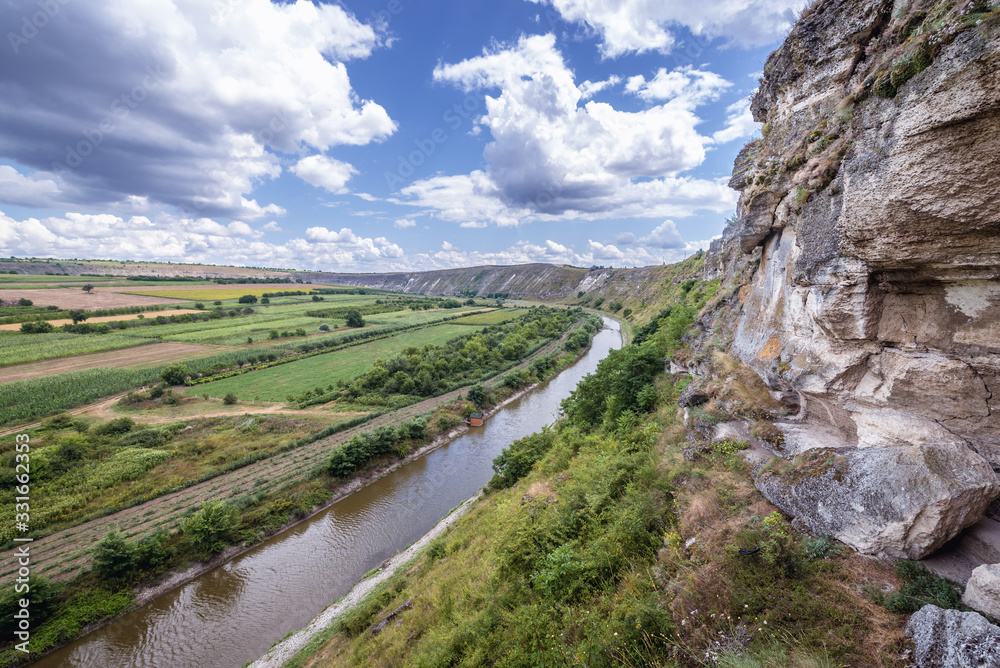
[906, 604, 1000, 668]
[755, 444, 999, 559]
[712, 0, 1000, 557]
[964, 563, 1000, 620]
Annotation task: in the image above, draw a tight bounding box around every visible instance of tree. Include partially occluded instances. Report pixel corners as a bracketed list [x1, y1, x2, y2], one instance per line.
[93, 530, 137, 580]
[238, 294, 258, 304]
[17, 298, 32, 306]
[468, 383, 488, 407]
[194, 302, 205, 309]
[160, 364, 188, 386]
[69, 309, 89, 324]
[318, 323, 331, 332]
[260, 297, 270, 304]
[82, 283, 94, 293]
[344, 309, 366, 328]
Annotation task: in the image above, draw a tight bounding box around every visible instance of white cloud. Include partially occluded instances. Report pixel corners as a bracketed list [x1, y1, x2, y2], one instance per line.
[0, 0, 395, 218]
[261, 221, 283, 233]
[709, 99, 760, 144]
[0, 165, 61, 208]
[578, 75, 621, 99]
[291, 155, 357, 193]
[639, 220, 685, 249]
[527, 0, 806, 57]
[397, 34, 735, 228]
[0, 210, 408, 271]
[393, 218, 417, 229]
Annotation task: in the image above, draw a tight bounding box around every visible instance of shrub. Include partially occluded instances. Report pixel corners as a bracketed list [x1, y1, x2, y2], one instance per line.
[20, 320, 54, 333]
[93, 416, 136, 437]
[319, 323, 330, 332]
[237, 294, 258, 304]
[870, 561, 962, 613]
[93, 530, 137, 580]
[183, 501, 238, 556]
[488, 430, 556, 489]
[223, 393, 238, 405]
[17, 298, 33, 306]
[160, 364, 188, 386]
[0, 576, 60, 636]
[467, 383, 487, 407]
[260, 297, 270, 304]
[194, 302, 205, 309]
[116, 429, 167, 449]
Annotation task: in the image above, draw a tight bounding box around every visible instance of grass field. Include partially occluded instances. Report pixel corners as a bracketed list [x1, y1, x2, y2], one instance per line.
[449, 309, 527, 325]
[0, 331, 158, 367]
[363, 307, 486, 326]
[196, 324, 474, 401]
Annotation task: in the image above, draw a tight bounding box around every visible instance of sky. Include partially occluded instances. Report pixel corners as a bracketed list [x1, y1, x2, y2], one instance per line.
[0, 0, 805, 273]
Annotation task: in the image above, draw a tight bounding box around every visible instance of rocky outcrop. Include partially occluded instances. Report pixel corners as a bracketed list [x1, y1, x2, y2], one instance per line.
[906, 604, 1000, 668]
[755, 444, 998, 558]
[964, 563, 1000, 619]
[713, 0, 1000, 557]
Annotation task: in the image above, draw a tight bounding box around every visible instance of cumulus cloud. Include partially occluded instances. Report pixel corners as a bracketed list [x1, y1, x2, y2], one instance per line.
[291, 155, 357, 193]
[393, 218, 417, 229]
[0, 0, 395, 219]
[528, 0, 806, 57]
[393, 34, 735, 228]
[709, 99, 760, 144]
[0, 210, 406, 271]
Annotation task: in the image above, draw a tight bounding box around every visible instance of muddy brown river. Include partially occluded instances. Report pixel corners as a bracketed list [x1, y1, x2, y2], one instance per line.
[31, 319, 621, 668]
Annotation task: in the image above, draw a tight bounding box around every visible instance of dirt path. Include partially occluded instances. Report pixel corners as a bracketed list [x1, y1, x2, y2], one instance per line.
[0, 335, 568, 585]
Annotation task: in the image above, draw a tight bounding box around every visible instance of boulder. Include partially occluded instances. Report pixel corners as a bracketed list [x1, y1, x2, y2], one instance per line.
[964, 563, 1000, 621]
[677, 383, 709, 408]
[906, 604, 1000, 668]
[754, 444, 999, 558]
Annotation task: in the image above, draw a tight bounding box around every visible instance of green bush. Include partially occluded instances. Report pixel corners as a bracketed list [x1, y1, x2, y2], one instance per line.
[488, 430, 555, 490]
[93, 416, 136, 437]
[0, 576, 60, 637]
[183, 501, 239, 556]
[223, 393, 238, 405]
[160, 364, 188, 386]
[237, 294, 258, 304]
[115, 429, 167, 449]
[93, 530, 137, 580]
[870, 561, 962, 613]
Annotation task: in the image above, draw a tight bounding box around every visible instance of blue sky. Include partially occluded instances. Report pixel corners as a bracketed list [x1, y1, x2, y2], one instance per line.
[0, 0, 804, 272]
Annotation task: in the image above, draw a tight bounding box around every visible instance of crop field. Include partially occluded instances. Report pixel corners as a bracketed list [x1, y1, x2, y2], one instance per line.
[197, 323, 474, 401]
[363, 306, 485, 326]
[0, 331, 158, 367]
[120, 285, 362, 301]
[0, 309, 202, 331]
[0, 343, 222, 383]
[1, 288, 188, 309]
[161, 316, 324, 343]
[449, 309, 528, 325]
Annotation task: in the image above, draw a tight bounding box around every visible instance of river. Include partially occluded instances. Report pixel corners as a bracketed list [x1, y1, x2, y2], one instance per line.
[32, 318, 621, 668]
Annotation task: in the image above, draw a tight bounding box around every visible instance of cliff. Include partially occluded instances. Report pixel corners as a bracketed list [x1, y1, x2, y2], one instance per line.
[707, 0, 1000, 560]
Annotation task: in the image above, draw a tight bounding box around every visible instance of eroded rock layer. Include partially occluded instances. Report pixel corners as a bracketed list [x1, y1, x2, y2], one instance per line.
[712, 0, 1000, 557]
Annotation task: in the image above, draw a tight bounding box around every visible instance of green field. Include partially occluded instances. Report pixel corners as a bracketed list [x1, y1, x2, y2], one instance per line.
[449, 309, 527, 325]
[362, 307, 484, 326]
[121, 285, 364, 301]
[197, 324, 474, 401]
[0, 332, 158, 367]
